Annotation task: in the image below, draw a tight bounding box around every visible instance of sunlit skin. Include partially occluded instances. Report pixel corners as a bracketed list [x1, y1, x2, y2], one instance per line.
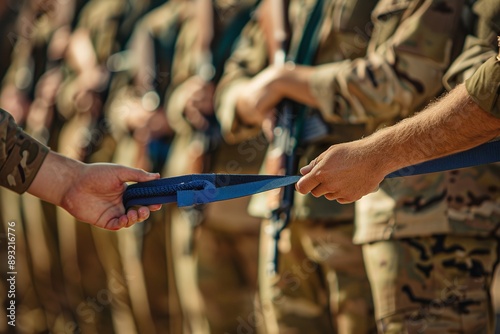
[296, 84, 500, 203]
[28, 151, 162, 230]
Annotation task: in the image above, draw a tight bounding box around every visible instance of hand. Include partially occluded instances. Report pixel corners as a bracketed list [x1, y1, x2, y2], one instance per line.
[235, 65, 284, 126]
[60, 163, 162, 230]
[183, 77, 215, 130]
[295, 140, 386, 203]
[28, 152, 162, 230]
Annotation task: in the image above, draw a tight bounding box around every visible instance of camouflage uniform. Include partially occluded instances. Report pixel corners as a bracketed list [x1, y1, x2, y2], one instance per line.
[0, 109, 48, 194]
[215, 0, 379, 332]
[286, 0, 500, 332]
[164, 1, 265, 333]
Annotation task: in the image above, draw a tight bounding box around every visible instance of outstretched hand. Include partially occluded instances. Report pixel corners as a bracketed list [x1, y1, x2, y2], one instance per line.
[28, 152, 162, 230]
[61, 163, 162, 229]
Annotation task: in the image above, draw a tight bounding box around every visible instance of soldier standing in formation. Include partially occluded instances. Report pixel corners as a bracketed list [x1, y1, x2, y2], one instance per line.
[163, 0, 265, 332]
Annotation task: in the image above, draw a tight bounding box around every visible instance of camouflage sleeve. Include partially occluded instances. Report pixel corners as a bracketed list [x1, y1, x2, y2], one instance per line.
[308, 0, 469, 133]
[465, 56, 500, 118]
[0, 109, 49, 194]
[214, 11, 268, 144]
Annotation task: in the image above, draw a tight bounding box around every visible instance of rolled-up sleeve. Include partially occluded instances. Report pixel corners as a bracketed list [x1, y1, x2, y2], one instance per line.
[0, 109, 49, 193]
[465, 56, 500, 118]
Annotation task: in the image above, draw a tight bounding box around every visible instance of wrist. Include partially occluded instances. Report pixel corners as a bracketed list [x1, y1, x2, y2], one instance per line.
[29, 151, 83, 207]
[361, 134, 402, 177]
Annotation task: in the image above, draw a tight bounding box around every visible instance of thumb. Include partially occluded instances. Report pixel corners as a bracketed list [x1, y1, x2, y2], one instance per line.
[300, 163, 314, 175]
[115, 166, 160, 183]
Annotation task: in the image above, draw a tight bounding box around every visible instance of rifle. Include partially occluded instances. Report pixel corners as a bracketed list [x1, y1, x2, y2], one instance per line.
[188, 0, 260, 174]
[266, 0, 325, 276]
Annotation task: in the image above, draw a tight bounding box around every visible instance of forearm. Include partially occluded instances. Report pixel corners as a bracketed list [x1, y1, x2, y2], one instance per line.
[365, 84, 500, 174]
[276, 65, 320, 108]
[28, 151, 82, 207]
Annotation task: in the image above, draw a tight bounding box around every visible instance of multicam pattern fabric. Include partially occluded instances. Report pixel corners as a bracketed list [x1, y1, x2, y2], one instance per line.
[355, 164, 500, 243]
[363, 235, 498, 334]
[0, 109, 48, 193]
[318, 0, 500, 244]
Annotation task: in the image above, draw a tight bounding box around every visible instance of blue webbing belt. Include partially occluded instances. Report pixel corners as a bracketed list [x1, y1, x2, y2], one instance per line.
[123, 140, 500, 209]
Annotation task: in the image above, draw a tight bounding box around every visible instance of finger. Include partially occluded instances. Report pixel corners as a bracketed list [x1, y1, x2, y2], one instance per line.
[324, 193, 338, 201]
[309, 183, 331, 198]
[117, 167, 160, 183]
[299, 155, 322, 175]
[103, 216, 126, 231]
[137, 207, 150, 222]
[336, 197, 356, 204]
[295, 174, 320, 194]
[299, 163, 314, 175]
[148, 204, 162, 212]
[126, 210, 139, 227]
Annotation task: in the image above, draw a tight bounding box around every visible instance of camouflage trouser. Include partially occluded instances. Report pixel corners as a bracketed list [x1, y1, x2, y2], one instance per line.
[259, 218, 376, 334]
[362, 235, 500, 334]
[171, 206, 261, 334]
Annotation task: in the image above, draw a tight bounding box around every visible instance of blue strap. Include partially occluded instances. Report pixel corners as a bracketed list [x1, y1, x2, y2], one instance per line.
[124, 141, 500, 208]
[123, 174, 300, 208]
[386, 139, 500, 178]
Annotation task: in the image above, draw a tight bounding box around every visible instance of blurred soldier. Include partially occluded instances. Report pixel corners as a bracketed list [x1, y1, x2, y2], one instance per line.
[0, 0, 26, 83]
[219, 0, 500, 332]
[215, 0, 379, 332]
[164, 0, 265, 333]
[52, 1, 166, 333]
[105, 0, 189, 332]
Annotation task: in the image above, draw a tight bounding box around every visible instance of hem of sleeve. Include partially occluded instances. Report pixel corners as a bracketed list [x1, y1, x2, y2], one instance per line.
[465, 56, 500, 118]
[21, 145, 49, 194]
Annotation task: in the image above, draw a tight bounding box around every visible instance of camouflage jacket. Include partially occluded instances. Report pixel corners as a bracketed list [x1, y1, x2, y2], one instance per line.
[354, 0, 500, 243]
[0, 109, 48, 193]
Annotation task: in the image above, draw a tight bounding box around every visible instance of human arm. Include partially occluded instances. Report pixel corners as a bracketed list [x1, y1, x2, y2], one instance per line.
[235, 64, 320, 126]
[296, 82, 500, 203]
[0, 108, 161, 230]
[27, 151, 161, 230]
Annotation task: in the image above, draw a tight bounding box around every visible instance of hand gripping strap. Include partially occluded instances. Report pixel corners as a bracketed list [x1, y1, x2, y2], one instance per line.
[123, 174, 301, 209]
